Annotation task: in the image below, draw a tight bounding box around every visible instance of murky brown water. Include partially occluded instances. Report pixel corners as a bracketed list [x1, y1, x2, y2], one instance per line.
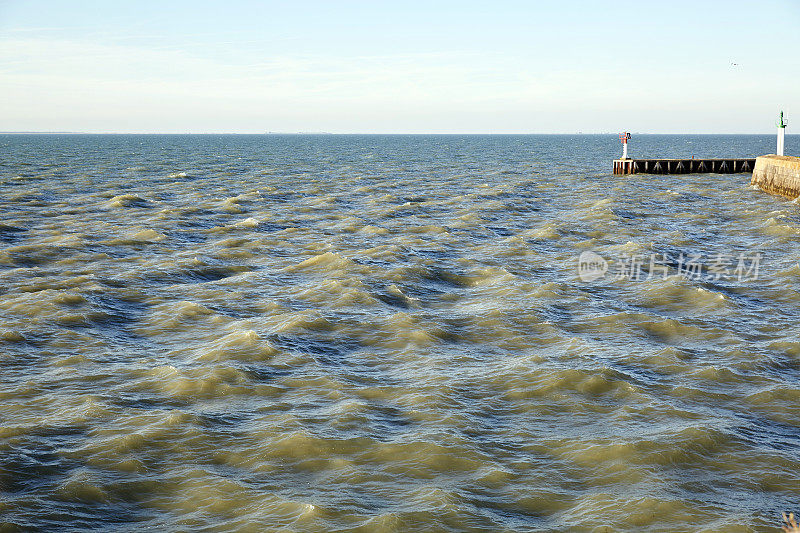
[1, 134, 799, 532]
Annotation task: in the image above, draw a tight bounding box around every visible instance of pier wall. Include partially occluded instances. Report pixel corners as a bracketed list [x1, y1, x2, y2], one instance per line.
[613, 158, 755, 175]
[751, 155, 800, 200]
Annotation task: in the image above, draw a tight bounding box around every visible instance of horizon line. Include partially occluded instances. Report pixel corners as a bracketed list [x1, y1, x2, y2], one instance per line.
[0, 131, 792, 136]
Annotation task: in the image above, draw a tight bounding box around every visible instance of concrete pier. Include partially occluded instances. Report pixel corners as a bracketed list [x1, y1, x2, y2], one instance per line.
[613, 158, 756, 175]
[750, 155, 800, 199]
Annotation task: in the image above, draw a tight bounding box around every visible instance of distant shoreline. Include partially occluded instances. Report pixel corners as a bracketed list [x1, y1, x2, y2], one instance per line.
[0, 132, 794, 136]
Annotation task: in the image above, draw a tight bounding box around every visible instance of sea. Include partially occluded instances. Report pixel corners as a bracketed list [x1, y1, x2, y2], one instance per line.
[1, 134, 799, 532]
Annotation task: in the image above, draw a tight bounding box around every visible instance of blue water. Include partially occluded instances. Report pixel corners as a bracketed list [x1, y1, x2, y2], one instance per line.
[0, 134, 799, 532]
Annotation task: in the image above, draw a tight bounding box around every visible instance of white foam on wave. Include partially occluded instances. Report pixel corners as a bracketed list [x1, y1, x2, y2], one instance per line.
[233, 217, 260, 228]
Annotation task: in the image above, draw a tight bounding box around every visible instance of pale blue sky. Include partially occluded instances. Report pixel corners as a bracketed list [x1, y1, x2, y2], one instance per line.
[1, 0, 798, 133]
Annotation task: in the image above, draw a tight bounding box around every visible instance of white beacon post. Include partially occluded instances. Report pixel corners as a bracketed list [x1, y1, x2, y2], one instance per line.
[619, 132, 631, 159]
[777, 111, 787, 156]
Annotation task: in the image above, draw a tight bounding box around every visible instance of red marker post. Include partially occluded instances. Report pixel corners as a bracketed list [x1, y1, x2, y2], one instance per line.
[619, 132, 631, 160]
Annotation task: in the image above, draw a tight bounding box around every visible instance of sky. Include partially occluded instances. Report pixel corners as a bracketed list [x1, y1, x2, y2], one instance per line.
[0, 0, 799, 134]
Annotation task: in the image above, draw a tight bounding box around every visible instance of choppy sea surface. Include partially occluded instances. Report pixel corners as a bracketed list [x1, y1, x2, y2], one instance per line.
[1, 134, 799, 532]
